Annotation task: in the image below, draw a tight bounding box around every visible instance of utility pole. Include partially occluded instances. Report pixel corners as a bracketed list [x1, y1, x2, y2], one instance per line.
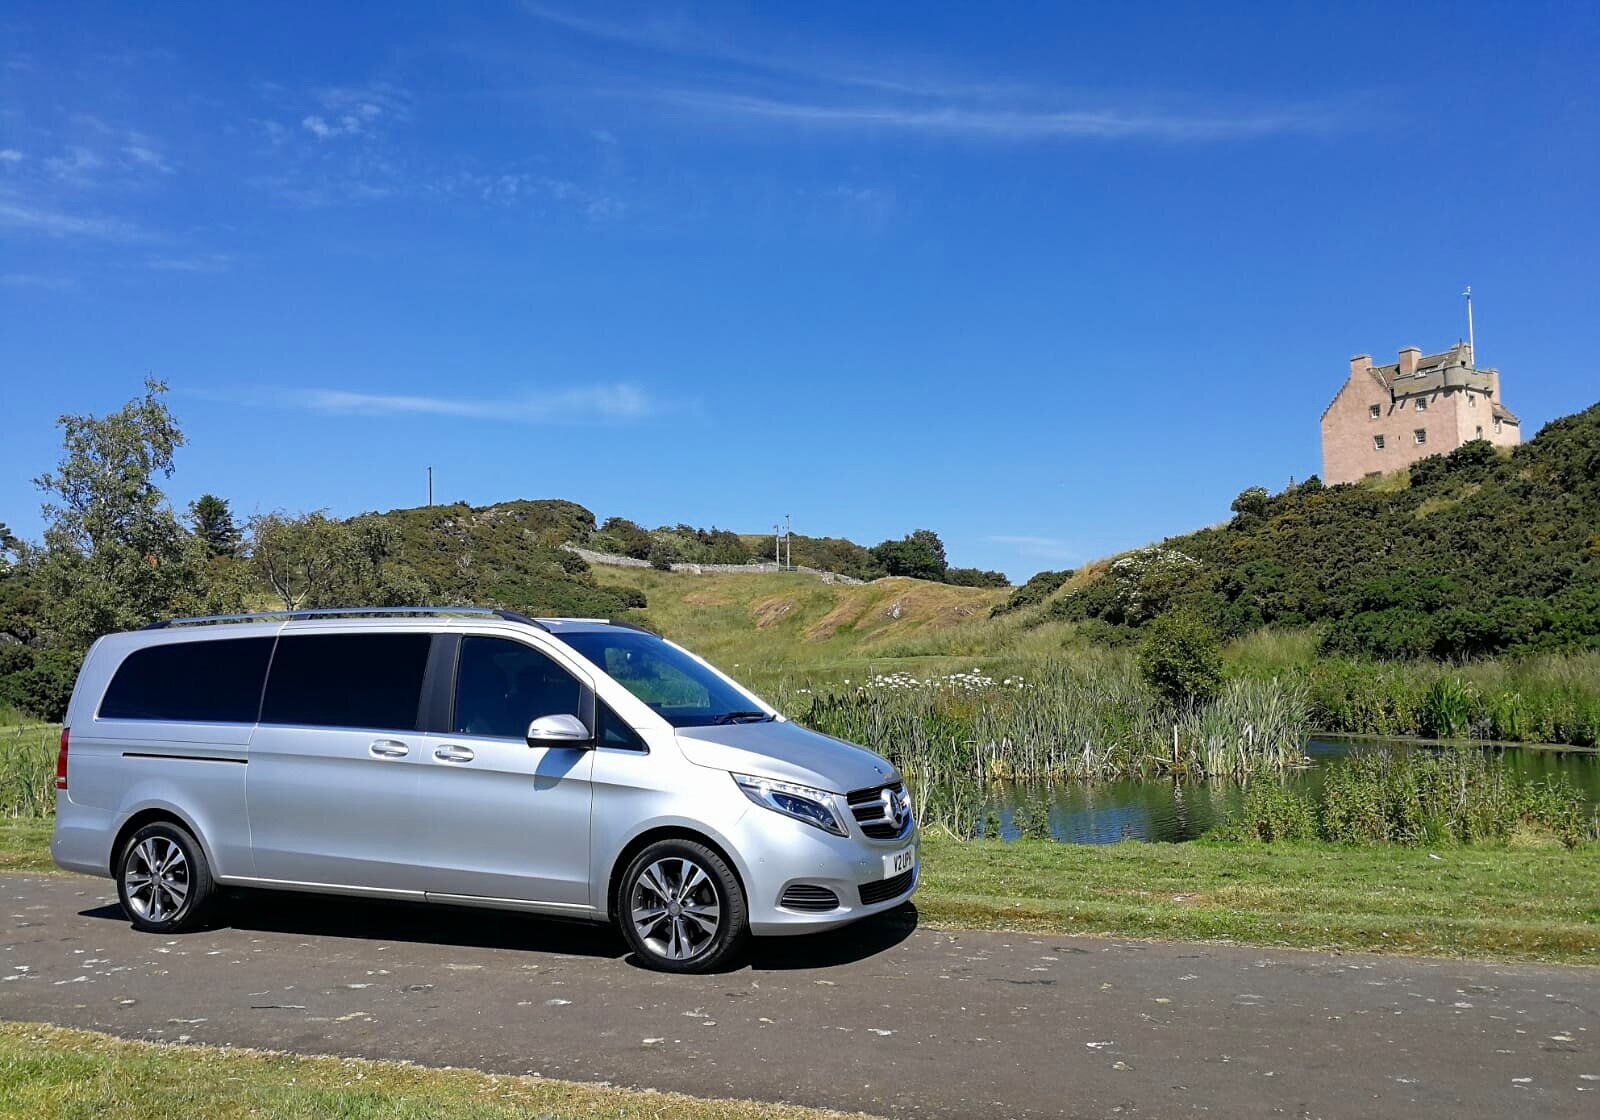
[427, 466, 433, 507]
[773, 523, 781, 567]
[784, 514, 792, 570]
[1462, 286, 1475, 367]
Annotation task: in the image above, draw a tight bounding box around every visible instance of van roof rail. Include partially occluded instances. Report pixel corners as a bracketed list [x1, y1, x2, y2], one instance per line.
[142, 606, 552, 631]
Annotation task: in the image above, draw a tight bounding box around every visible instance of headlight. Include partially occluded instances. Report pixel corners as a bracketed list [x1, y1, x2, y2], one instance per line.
[733, 773, 846, 836]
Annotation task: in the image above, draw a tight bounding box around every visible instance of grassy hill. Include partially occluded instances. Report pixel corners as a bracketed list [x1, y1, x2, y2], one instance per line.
[1015, 400, 1600, 659]
[591, 566, 1037, 680]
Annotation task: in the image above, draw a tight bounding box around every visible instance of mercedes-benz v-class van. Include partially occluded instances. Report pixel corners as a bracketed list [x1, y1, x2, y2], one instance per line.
[50, 608, 917, 972]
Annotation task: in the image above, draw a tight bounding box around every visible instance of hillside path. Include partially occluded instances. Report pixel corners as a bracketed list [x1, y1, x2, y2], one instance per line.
[1, 873, 1596, 1119]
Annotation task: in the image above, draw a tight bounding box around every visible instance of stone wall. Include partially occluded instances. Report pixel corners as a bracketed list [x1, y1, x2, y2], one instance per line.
[564, 546, 865, 585]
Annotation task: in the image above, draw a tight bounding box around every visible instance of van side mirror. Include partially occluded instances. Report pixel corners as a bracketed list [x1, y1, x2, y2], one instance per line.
[526, 713, 593, 748]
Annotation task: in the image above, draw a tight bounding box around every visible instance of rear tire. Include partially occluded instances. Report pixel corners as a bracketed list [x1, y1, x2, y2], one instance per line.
[616, 839, 747, 973]
[116, 821, 215, 933]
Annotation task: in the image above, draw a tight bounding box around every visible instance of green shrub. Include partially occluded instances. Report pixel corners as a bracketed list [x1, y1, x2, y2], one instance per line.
[1137, 613, 1223, 708]
[1422, 677, 1478, 739]
[1222, 781, 1317, 842]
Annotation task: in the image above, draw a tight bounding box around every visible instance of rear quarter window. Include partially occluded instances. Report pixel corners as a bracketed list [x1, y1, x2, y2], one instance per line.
[98, 637, 275, 723]
[261, 632, 431, 732]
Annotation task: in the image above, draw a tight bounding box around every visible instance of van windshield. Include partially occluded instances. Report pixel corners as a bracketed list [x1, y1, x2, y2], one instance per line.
[553, 630, 771, 728]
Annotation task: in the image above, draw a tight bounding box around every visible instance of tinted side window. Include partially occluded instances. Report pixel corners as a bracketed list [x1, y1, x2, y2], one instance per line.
[454, 637, 586, 739]
[261, 633, 431, 732]
[99, 638, 275, 723]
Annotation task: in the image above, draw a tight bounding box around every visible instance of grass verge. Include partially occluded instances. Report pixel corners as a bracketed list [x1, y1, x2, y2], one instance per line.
[4, 820, 1596, 965]
[0, 1021, 869, 1120]
[915, 835, 1600, 964]
[0, 818, 53, 873]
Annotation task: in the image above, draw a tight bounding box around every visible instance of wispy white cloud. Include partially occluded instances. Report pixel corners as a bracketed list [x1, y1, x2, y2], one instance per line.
[661, 90, 1338, 142]
[290, 383, 659, 423]
[0, 272, 76, 290]
[522, 2, 1344, 143]
[298, 83, 408, 140]
[43, 145, 105, 184]
[145, 252, 232, 272]
[0, 149, 23, 165]
[123, 141, 174, 173]
[0, 195, 152, 240]
[519, 1, 1014, 101]
[988, 535, 1079, 562]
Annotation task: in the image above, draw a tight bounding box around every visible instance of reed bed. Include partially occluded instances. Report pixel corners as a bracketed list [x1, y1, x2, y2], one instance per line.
[1300, 650, 1600, 745]
[774, 657, 1312, 787]
[1219, 747, 1600, 848]
[0, 724, 57, 818]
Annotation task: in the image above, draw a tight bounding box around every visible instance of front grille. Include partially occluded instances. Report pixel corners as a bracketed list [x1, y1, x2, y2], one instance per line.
[847, 781, 914, 840]
[858, 868, 915, 906]
[779, 884, 840, 912]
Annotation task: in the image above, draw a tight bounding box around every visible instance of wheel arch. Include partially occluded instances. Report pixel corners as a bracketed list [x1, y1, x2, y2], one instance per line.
[605, 825, 749, 926]
[108, 805, 212, 878]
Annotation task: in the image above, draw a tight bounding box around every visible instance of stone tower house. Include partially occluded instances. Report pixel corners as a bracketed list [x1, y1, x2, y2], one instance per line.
[1319, 342, 1520, 485]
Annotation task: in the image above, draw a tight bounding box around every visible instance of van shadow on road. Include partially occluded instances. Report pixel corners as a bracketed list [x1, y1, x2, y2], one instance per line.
[78, 893, 918, 973]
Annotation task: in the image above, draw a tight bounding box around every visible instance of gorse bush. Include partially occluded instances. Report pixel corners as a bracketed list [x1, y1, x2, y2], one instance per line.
[1219, 748, 1597, 848]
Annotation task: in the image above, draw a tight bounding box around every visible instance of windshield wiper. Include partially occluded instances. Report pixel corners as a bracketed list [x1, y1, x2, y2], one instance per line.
[712, 710, 774, 725]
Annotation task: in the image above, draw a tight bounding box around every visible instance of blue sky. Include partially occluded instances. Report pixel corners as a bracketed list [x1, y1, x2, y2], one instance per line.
[3, 2, 1597, 580]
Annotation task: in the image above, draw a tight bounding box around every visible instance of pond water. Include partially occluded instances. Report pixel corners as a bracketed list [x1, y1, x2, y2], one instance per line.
[972, 738, 1600, 844]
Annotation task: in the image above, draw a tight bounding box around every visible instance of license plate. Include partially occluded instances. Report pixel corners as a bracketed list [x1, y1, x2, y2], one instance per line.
[883, 845, 916, 878]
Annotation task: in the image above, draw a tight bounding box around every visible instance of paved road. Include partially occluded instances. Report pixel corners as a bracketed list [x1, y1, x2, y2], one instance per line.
[1, 873, 1596, 1118]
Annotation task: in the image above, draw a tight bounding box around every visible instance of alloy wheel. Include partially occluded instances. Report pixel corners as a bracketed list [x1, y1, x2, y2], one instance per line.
[123, 836, 190, 922]
[629, 857, 722, 961]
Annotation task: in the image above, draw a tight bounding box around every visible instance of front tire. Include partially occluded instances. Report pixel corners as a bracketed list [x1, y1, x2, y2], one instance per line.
[116, 821, 214, 933]
[617, 840, 747, 973]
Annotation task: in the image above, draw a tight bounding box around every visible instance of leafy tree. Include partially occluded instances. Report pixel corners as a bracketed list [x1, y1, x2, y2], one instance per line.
[33, 377, 200, 645]
[945, 567, 1010, 588]
[596, 517, 654, 560]
[872, 529, 948, 581]
[249, 511, 355, 609]
[647, 537, 679, 571]
[1137, 612, 1223, 708]
[189, 493, 241, 558]
[992, 569, 1074, 616]
[1229, 486, 1271, 527]
[248, 511, 428, 609]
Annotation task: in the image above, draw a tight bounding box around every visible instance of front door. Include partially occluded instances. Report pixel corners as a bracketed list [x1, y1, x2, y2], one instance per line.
[246, 630, 432, 892]
[416, 635, 594, 907]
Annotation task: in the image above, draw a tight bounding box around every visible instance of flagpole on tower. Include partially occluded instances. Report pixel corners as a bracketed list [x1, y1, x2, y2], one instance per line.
[1462, 286, 1475, 367]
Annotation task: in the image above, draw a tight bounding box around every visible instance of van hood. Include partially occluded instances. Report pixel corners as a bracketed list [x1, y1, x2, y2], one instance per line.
[675, 719, 898, 793]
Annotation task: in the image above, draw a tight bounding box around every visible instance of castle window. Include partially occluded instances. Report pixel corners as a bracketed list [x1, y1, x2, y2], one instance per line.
[1414, 429, 1427, 445]
[1415, 397, 1428, 412]
[1369, 404, 1381, 419]
[1494, 417, 1503, 434]
[1476, 426, 1484, 440]
[1373, 435, 1386, 450]
[1469, 393, 1477, 407]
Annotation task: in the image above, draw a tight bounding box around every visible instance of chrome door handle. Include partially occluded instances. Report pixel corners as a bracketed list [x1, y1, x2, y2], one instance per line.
[434, 745, 475, 763]
[369, 740, 409, 758]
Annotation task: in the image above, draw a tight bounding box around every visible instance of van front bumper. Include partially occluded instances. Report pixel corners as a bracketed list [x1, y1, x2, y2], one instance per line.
[729, 812, 919, 937]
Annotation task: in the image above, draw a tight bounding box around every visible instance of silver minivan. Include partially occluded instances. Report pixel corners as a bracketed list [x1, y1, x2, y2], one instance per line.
[51, 607, 917, 972]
